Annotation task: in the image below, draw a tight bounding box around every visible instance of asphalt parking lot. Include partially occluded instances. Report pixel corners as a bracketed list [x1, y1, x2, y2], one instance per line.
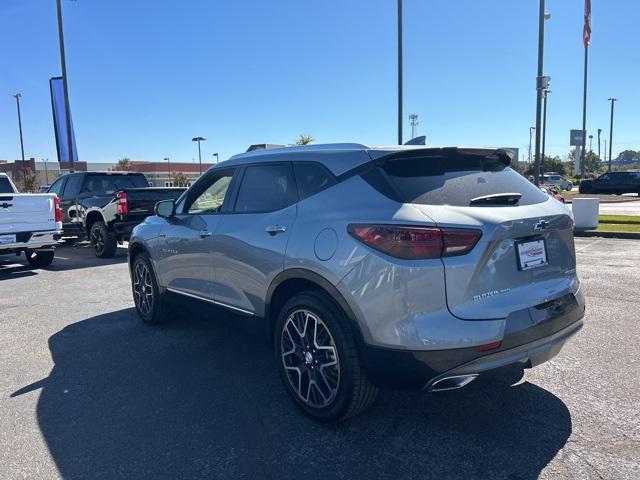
[1, 238, 639, 479]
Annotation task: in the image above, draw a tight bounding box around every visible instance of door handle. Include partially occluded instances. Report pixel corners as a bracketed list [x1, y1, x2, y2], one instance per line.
[265, 225, 286, 236]
[199, 230, 213, 238]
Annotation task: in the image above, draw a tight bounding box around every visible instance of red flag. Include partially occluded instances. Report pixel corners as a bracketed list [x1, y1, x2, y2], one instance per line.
[583, 0, 592, 47]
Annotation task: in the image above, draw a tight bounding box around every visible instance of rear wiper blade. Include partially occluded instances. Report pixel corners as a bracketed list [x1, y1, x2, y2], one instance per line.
[469, 192, 522, 205]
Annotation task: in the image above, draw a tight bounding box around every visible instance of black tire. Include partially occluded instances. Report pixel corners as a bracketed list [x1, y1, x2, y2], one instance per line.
[25, 250, 55, 268]
[131, 252, 173, 325]
[90, 221, 118, 258]
[274, 290, 378, 421]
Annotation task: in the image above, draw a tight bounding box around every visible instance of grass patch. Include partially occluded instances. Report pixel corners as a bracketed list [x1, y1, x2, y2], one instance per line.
[599, 215, 640, 225]
[596, 223, 640, 233]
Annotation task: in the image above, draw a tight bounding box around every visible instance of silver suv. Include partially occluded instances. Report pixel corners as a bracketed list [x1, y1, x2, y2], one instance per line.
[129, 144, 584, 420]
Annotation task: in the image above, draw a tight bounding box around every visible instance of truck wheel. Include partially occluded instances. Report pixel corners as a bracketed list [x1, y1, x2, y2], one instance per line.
[25, 250, 55, 268]
[131, 252, 173, 324]
[90, 221, 118, 258]
[275, 291, 378, 421]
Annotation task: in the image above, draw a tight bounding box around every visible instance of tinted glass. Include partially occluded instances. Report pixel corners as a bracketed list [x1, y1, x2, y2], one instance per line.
[378, 156, 548, 207]
[187, 173, 233, 214]
[48, 177, 66, 196]
[0, 177, 15, 193]
[294, 163, 337, 200]
[82, 174, 148, 193]
[235, 164, 296, 213]
[61, 175, 83, 200]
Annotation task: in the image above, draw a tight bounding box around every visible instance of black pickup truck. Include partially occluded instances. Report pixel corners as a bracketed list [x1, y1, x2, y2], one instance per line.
[48, 172, 185, 257]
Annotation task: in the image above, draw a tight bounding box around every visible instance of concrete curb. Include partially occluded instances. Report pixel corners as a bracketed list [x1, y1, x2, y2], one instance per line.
[573, 230, 640, 240]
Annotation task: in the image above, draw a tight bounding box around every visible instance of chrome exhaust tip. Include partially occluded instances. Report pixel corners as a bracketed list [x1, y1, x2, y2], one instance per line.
[427, 374, 479, 392]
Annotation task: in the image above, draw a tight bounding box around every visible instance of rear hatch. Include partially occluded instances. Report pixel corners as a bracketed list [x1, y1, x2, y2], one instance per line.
[0, 193, 57, 234]
[372, 148, 577, 320]
[119, 188, 186, 222]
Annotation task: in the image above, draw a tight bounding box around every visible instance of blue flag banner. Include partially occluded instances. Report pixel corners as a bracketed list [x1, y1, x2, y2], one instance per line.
[49, 76, 78, 164]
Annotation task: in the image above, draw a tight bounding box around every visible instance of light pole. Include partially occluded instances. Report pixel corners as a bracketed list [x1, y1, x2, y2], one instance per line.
[602, 140, 607, 163]
[541, 90, 550, 171]
[533, 1, 551, 186]
[607, 98, 617, 171]
[56, 0, 74, 171]
[588, 134, 593, 152]
[212, 153, 219, 164]
[12, 93, 28, 190]
[397, 0, 403, 145]
[192, 136, 206, 174]
[164, 157, 170, 186]
[528, 127, 536, 165]
[597, 128, 602, 160]
[44, 158, 49, 185]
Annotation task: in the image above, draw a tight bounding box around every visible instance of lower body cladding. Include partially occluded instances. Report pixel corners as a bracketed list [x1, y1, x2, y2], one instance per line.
[358, 290, 585, 391]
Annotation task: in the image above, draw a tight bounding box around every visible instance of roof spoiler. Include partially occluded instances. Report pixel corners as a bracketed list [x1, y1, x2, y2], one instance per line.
[373, 147, 513, 171]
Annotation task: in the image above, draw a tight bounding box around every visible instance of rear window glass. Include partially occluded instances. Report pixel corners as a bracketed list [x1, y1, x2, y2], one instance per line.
[377, 155, 548, 207]
[82, 174, 148, 193]
[0, 177, 15, 193]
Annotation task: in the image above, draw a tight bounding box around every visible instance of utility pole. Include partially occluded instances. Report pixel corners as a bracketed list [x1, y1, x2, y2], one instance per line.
[409, 113, 418, 139]
[56, 0, 74, 171]
[533, 0, 549, 186]
[608, 97, 617, 171]
[13, 93, 28, 190]
[397, 0, 403, 145]
[580, 0, 591, 176]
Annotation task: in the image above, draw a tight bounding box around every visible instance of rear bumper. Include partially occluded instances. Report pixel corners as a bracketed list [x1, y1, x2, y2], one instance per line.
[0, 230, 62, 254]
[360, 291, 585, 390]
[113, 221, 139, 237]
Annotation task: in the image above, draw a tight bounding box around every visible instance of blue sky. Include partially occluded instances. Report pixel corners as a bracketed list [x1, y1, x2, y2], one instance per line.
[1, 0, 638, 164]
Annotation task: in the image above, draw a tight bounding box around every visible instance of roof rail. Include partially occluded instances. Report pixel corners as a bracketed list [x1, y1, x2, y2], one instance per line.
[230, 142, 371, 160]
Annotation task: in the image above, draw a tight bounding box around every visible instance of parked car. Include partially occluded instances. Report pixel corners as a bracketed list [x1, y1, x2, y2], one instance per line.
[0, 173, 62, 267]
[539, 185, 566, 203]
[579, 171, 640, 195]
[48, 172, 186, 257]
[128, 144, 584, 420]
[542, 174, 572, 191]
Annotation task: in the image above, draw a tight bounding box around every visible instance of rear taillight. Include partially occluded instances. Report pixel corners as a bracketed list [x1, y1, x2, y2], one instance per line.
[348, 225, 481, 260]
[117, 191, 128, 216]
[54, 196, 62, 223]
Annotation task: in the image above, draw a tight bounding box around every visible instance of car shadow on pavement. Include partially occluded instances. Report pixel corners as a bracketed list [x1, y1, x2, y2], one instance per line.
[12, 306, 572, 479]
[0, 242, 127, 279]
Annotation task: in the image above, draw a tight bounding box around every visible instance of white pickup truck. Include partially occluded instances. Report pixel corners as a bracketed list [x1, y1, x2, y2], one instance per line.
[0, 173, 63, 267]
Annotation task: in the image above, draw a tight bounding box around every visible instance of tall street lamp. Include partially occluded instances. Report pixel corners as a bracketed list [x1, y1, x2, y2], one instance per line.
[602, 139, 607, 163]
[588, 134, 593, 152]
[597, 128, 602, 160]
[607, 98, 617, 171]
[56, 0, 74, 171]
[192, 136, 206, 174]
[533, 1, 551, 186]
[397, 0, 403, 145]
[212, 153, 219, 164]
[12, 93, 28, 189]
[43, 158, 49, 186]
[164, 157, 171, 186]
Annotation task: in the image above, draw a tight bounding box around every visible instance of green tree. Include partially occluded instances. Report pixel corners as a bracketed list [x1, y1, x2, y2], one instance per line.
[116, 157, 132, 170]
[295, 134, 314, 145]
[616, 150, 639, 161]
[524, 156, 567, 176]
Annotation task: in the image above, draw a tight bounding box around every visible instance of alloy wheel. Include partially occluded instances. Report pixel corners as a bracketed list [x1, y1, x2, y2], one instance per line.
[91, 229, 104, 255]
[133, 261, 154, 316]
[281, 309, 340, 408]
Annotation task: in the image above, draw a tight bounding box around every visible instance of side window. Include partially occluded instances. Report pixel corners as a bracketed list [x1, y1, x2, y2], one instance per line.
[294, 163, 337, 200]
[48, 177, 67, 196]
[185, 171, 234, 214]
[61, 175, 83, 200]
[234, 164, 297, 213]
[599, 174, 610, 181]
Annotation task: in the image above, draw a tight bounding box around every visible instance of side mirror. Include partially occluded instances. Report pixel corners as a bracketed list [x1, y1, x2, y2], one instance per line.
[155, 199, 175, 218]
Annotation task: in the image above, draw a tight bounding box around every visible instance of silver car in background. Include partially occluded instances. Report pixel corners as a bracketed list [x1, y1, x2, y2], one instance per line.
[128, 143, 585, 421]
